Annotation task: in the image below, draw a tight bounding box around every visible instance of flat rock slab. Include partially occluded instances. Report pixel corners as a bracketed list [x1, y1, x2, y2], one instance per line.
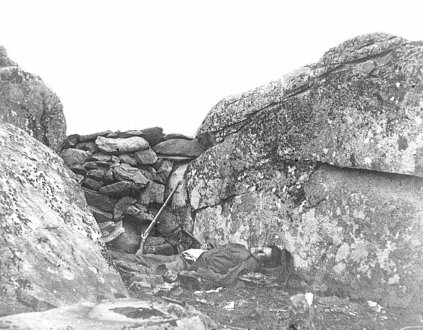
[0, 123, 128, 316]
[0, 298, 216, 330]
[96, 136, 149, 154]
[153, 139, 206, 158]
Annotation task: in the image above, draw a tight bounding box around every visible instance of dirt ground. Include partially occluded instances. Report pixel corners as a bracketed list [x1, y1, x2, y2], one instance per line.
[124, 270, 422, 330]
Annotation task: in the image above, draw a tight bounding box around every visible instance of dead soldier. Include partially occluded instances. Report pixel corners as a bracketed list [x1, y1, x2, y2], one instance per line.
[136, 242, 294, 289]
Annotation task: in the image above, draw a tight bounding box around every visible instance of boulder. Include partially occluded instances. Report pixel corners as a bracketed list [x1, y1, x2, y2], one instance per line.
[197, 33, 423, 177]
[61, 148, 91, 167]
[186, 33, 423, 309]
[0, 47, 66, 151]
[96, 136, 149, 154]
[153, 139, 206, 158]
[0, 123, 127, 316]
[0, 298, 216, 330]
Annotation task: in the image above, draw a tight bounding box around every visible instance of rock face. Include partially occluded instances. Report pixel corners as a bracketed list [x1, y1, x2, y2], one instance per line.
[0, 123, 128, 317]
[186, 33, 423, 309]
[0, 298, 216, 330]
[0, 46, 66, 151]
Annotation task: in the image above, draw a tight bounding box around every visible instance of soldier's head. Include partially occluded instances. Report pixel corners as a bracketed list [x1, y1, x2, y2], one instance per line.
[251, 245, 285, 267]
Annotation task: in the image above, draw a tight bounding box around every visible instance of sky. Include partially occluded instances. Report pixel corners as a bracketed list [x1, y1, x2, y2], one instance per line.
[1, 0, 423, 136]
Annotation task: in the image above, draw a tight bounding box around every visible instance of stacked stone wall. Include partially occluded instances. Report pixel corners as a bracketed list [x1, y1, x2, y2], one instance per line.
[60, 128, 206, 255]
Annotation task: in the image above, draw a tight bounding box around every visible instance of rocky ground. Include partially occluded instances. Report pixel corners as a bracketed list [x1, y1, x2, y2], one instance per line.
[122, 266, 422, 330]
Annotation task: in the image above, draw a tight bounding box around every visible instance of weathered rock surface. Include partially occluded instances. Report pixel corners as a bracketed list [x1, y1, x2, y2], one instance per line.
[0, 123, 127, 316]
[197, 33, 423, 177]
[153, 138, 207, 158]
[135, 148, 158, 165]
[140, 181, 165, 205]
[96, 136, 149, 154]
[0, 298, 216, 330]
[113, 163, 149, 185]
[60, 148, 91, 167]
[187, 33, 423, 309]
[0, 47, 66, 151]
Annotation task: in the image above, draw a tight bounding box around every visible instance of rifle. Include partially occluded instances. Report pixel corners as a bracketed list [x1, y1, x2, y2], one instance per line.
[138, 181, 181, 255]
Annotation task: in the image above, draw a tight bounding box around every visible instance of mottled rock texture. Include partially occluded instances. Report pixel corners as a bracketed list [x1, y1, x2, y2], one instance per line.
[198, 33, 423, 177]
[0, 298, 216, 330]
[0, 123, 127, 316]
[187, 33, 423, 309]
[0, 46, 66, 151]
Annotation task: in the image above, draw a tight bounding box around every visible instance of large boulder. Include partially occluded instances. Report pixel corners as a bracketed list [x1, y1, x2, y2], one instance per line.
[186, 33, 423, 310]
[0, 298, 216, 330]
[0, 123, 128, 316]
[0, 46, 66, 151]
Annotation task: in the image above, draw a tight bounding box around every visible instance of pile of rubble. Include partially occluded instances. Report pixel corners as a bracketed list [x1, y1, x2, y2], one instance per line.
[60, 127, 206, 255]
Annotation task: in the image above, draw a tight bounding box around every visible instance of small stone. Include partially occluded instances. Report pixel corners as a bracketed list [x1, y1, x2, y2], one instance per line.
[140, 181, 165, 205]
[61, 148, 91, 167]
[139, 127, 164, 146]
[144, 236, 174, 255]
[156, 160, 173, 184]
[153, 139, 206, 157]
[114, 196, 137, 221]
[82, 178, 104, 191]
[98, 221, 115, 233]
[124, 204, 154, 222]
[164, 133, 193, 140]
[70, 165, 87, 176]
[99, 181, 134, 197]
[134, 148, 158, 165]
[86, 169, 105, 181]
[63, 134, 79, 148]
[96, 136, 149, 154]
[90, 153, 112, 162]
[79, 130, 113, 142]
[104, 168, 115, 183]
[89, 206, 113, 223]
[83, 188, 118, 212]
[113, 164, 149, 186]
[83, 161, 98, 170]
[109, 219, 148, 253]
[155, 209, 180, 235]
[102, 221, 125, 243]
[118, 154, 138, 166]
[138, 166, 158, 182]
[157, 155, 196, 161]
[76, 141, 97, 153]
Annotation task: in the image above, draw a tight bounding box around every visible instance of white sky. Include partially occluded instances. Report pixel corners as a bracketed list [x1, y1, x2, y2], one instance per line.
[1, 0, 423, 136]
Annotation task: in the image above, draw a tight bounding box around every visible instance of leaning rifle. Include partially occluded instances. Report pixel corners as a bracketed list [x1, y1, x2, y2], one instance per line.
[138, 181, 181, 255]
